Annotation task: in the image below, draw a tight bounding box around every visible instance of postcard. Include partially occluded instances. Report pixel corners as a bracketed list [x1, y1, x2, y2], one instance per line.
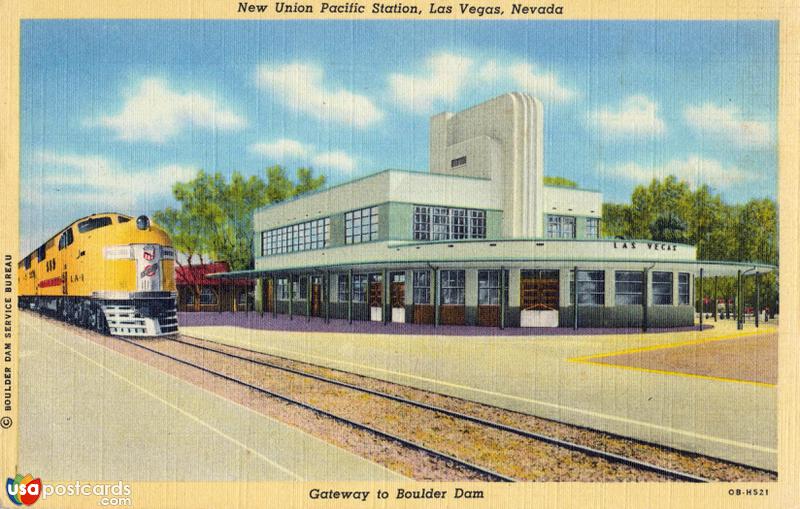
[1, 1, 797, 508]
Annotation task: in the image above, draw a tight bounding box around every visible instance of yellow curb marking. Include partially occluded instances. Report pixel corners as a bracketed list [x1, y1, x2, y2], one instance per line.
[569, 327, 777, 387]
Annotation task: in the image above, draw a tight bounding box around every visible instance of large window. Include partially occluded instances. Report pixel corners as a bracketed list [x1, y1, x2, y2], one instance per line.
[678, 273, 690, 305]
[277, 278, 289, 300]
[351, 274, 368, 303]
[292, 275, 308, 301]
[615, 271, 643, 305]
[337, 275, 349, 302]
[547, 215, 576, 239]
[262, 217, 330, 256]
[199, 287, 218, 305]
[413, 206, 486, 241]
[652, 271, 673, 305]
[478, 270, 508, 305]
[345, 206, 379, 244]
[585, 218, 600, 239]
[440, 270, 465, 305]
[413, 270, 431, 304]
[572, 270, 605, 306]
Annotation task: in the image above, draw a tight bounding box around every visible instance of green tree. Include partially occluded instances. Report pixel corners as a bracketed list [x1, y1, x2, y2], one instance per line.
[154, 166, 326, 309]
[543, 176, 578, 188]
[601, 175, 779, 318]
[649, 212, 688, 243]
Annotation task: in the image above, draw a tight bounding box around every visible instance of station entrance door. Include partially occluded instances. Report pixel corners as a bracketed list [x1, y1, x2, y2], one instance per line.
[520, 270, 560, 327]
[368, 273, 383, 321]
[390, 272, 405, 323]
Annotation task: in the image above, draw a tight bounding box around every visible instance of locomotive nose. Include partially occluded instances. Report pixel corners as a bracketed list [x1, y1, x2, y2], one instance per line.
[136, 215, 151, 230]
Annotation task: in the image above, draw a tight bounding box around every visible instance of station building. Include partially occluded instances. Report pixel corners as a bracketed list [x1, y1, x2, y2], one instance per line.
[216, 93, 773, 329]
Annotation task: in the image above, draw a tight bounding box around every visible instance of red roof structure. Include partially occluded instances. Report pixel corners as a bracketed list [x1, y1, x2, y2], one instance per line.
[175, 261, 253, 287]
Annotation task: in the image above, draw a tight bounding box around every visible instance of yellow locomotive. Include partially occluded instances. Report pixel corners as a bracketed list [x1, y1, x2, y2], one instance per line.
[18, 212, 178, 336]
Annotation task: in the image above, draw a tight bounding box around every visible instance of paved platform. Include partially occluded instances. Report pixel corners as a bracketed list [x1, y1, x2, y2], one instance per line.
[182, 319, 778, 471]
[18, 312, 405, 481]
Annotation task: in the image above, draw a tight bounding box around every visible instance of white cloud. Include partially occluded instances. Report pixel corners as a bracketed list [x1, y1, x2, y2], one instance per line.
[249, 139, 358, 173]
[390, 52, 577, 113]
[27, 151, 198, 210]
[588, 95, 666, 138]
[479, 61, 577, 103]
[249, 138, 311, 159]
[311, 151, 356, 173]
[684, 103, 772, 148]
[93, 78, 246, 143]
[255, 62, 383, 128]
[389, 52, 474, 112]
[602, 155, 757, 189]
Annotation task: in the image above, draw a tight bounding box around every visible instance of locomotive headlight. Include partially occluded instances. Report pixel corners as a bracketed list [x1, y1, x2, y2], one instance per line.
[104, 245, 134, 259]
[136, 215, 151, 230]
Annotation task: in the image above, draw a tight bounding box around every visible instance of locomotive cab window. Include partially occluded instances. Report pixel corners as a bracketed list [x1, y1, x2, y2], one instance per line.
[58, 228, 74, 250]
[117, 216, 131, 223]
[36, 245, 46, 262]
[78, 216, 112, 233]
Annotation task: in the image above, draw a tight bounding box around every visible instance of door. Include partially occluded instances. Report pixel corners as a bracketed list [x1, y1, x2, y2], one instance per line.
[477, 270, 506, 327]
[265, 278, 274, 312]
[390, 272, 405, 323]
[520, 270, 560, 327]
[311, 276, 322, 317]
[368, 274, 382, 321]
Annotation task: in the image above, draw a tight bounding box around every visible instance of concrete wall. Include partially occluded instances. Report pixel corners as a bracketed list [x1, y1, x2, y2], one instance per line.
[542, 186, 602, 221]
[430, 93, 545, 238]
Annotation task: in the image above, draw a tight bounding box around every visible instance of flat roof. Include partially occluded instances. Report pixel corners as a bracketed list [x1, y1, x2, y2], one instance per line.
[208, 259, 775, 279]
[254, 169, 492, 214]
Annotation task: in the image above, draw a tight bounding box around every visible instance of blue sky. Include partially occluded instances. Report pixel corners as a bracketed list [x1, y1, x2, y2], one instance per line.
[20, 20, 778, 254]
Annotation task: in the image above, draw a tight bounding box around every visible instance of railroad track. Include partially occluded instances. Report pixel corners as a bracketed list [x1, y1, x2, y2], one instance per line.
[123, 334, 712, 482]
[116, 336, 513, 482]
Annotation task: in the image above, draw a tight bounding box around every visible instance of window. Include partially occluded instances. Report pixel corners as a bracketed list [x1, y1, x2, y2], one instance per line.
[451, 156, 467, 168]
[432, 207, 449, 240]
[292, 275, 308, 301]
[23, 256, 31, 270]
[678, 273, 690, 305]
[470, 210, 486, 238]
[585, 218, 600, 239]
[478, 270, 508, 305]
[58, 228, 74, 250]
[277, 278, 289, 300]
[413, 206, 431, 240]
[615, 271, 643, 305]
[117, 216, 131, 223]
[36, 245, 46, 262]
[200, 287, 218, 305]
[547, 215, 576, 239]
[413, 206, 486, 241]
[652, 271, 673, 305]
[440, 270, 465, 305]
[262, 217, 330, 256]
[413, 270, 430, 304]
[572, 270, 605, 306]
[352, 274, 368, 303]
[78, 216, 112, 233]
[345, 206, 379, 244]
[451, 208, 467, 239]
[337, 275, 349, 302]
